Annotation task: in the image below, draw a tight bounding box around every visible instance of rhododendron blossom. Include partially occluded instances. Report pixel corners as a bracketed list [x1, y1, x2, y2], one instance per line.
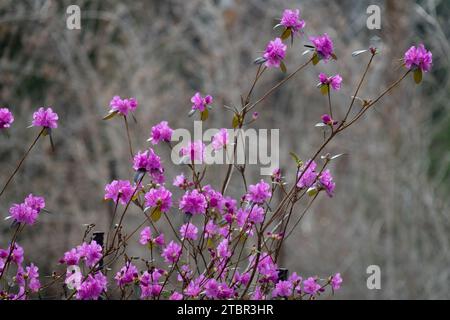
[280, 9, 305, 35]
[310, 33, 334, 61]
[32, 107, 58, 128]
[104, 180, 135, 205]
[0, 108, 14, 129]
[149, 121, 173, 144]
[179, 189, 207, 215]
[212, 128, 229, 151]
[180, 140, 206, 163]
[404, 44, 432, 72]
[246, 180, 271, 204]
[180, 222, 198, 241]
[144, 186, 172, 213]
[191, 92, 213, 112]
[319, 73, 342, 90]
[263, 38, 287, 68]
[109, 95, 138, 116]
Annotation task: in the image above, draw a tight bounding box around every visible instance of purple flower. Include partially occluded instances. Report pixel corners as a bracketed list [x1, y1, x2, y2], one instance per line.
[184, 276, 204, 297]
[319, 169, 335, 197]
[24, 194, 45, 212]
[204, 220, 218, 239]
[133, 149, 162, 173]
[25, 263, 41, 292]
[162, 241, 182, 264]
[212, 128, 229, 151]
[319, 73, 342, 90]
[180, 140, 206, 163]
[310, 33, 334, 62]
[297, 160, 317, 189]
[104, 180, 135, 205]
[303, 277, 321, 295]
[251, 286, 265, 300]
[404, 44, 432, 72]
[145, 186, 172, 213]
[115, 262, 139, 287]
[233, 270, 251, 286]
[0, 108, 14, 129]
[0, 243, 24, 266]
[61, 248, 80, 266]
[179, 189, 207, 215]
[280, 9, 305, 34]
[204, 279, 234, 299]
[252, 253, 278, 283]
[180, 222, 198, 241]
[237, 205, 265, 229]
[321, 114, 338, 126]
[216, 239, 231, 258]
[76, 272, 107, 300]
[246, 180, 271, 204]
[202, 185, 224, 212]
[272, 280, 293, 298]
[32, 107, 58, 128]
[331, 273, 343, 290]
[170, 291, 183, 300]
[191, 92, 213, 112]
[109, 96, 138, 116]
[149, 121, 173, 145]
[77, 241, 102, 267]
[139, 227, 164, 247]
[173, 173, 192, 190]
[9, 203, 39, 225]
[263, 38, 287, 68]
[140, 270, 164, 299]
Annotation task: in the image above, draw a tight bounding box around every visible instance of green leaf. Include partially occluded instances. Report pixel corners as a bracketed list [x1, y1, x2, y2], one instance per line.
[320, 85, 329, 95]
[307, 187, 318, 197]
[414, 69, 422, 84]
[200, 109, 209, 121]
[280, 28, 291, 40]
[312, 53, 320, 65]
[280, 61, 287, 73]
[102, 110, 118, 120]
[232, 114, 240, 128]
[289, 151, 302, 167]
[331, 53, 338, 60]
[150, 207, 162, 222]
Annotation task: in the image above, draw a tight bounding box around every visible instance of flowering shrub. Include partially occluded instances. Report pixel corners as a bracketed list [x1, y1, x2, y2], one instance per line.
[0, 8, 432, 300]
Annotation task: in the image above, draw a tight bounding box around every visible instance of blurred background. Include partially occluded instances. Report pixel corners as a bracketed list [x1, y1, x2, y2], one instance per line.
[0, 0, 449, 299]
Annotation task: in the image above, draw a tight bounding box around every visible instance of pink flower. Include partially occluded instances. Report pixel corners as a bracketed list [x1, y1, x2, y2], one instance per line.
[9, 203, 39, 225]
[191, 92, 213, 112]
[139, 227, 164, 246]
[140, 270, 164, 299]
[319, 169, 335, 197]
[204, 279, 234, 299]
[297, 160, 317, 189]
[0, 243, 24, 266]
[263, 38, 287, 68]
[331, 273, 343, 290]
[115, 262, 139, 287]
[179, 189, 207, 215]
[180, 222, 198, 241]
[180, 140, 206, 163]
[251, 286, 265, 300]
[237, 205, 265, 229]
[149, 121, 173, 145]
[170, 291, 183, 300]
[76, 272, 107, 300]
[109, 96, 138, 116]
[233, 270, 250, 286]
[404, 44, 432, 72]
[321, 114, 338, 126]
[61, 248, 80, 266]
[77, 241, 103, 267]
[280, 9, 305, 34]
[217, 239, 231, 258]
[272, 280, 293, 298]
[104, 180, 135, 205]
[303, 277, 321, 295]
[184, 277, 203, 297]
[32, 107, 58, 128]
[310, 33, 334, 61]
[246, 180, 271, 204]
[202, 185, 224, 212]
[25, 263, 41, 292]
[173, 173, 191, 190]
[0, 108, 14, 129]
[319, 73, 342, 90]
[24, 194, 45, 212]
[204, 220, 218, 239]
[144, 186, 172, 213]
[252, 253, 278, 283]
[133, 149, 163, 174]
[212, 128, 229, 151]
[162, 241, 182, 264]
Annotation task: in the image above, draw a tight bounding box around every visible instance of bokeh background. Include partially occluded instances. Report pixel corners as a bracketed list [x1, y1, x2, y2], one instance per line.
[0, 0, 449, 299]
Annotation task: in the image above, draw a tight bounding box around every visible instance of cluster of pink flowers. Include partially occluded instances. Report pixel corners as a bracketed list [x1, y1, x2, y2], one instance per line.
[263, 38, 287, 68]
[144, 186, 172, 213]
[0, 108, 14, 129]
[8, 194, 45, 225]
[310, 33, 335, 62]
[104, 180, 136, 205]
[246, 180, 272, 204]
[190, 92, 213, 112]
[32, 107, 59, 128]
[280, 9, 305, 35]
[179, 189, 208, 215]
[61, 240, 103, 268]
[109, 95, 138, 116]
[133, 149, 164, 182]
[404, 44, 433, 72]
[139, 226, 165, 247]
[212, 128, 229, 151]
[297, 160, 335, 197]
[149, 121, 173, 145]
[319, 73, 342, 91]
[0, 243, 40, 299]
[180, 140, 206, 163]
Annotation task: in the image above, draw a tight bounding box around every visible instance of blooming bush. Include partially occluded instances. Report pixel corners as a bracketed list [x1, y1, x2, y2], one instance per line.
[0, 8, 432, 300]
